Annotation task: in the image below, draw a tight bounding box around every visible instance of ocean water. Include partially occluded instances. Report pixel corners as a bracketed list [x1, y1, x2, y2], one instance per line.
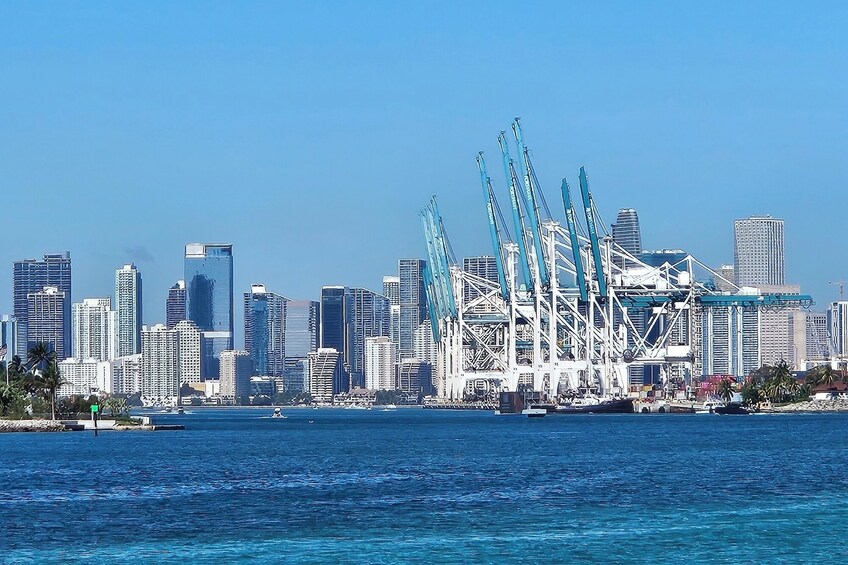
[1, 408, 847, 563]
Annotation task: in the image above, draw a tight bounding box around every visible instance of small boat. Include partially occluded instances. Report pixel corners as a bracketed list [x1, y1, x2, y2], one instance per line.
[696, 400, 722, 414]
[271, 407, 286, 419]
[176, 407, 185, 415]
[713, 402, 751, 415]
[522, 407, 547, 418]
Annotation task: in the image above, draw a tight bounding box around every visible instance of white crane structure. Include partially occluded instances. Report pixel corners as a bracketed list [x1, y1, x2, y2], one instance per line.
[420, 120, 813, 401]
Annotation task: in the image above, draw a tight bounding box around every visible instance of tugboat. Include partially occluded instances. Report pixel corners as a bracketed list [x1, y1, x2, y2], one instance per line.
[555, 396, 634, 414]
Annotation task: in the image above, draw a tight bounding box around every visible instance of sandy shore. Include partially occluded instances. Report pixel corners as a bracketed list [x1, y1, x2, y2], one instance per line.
[0, 419, 69, 432]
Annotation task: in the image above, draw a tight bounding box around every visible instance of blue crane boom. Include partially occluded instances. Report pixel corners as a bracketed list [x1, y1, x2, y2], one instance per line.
[477, 152, 509, 301]
[420, 209, 447, 319]
[512, 118, 550, 289]
[430, 197, 458, 317]
[422, 264, 441, 342]
[498, 132, 533, 291]
[578, 167, 608, 299]
[560, 178, 588, 302]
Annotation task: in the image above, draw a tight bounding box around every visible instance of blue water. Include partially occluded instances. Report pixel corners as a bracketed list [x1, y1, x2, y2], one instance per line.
[2, 408, 847, 563]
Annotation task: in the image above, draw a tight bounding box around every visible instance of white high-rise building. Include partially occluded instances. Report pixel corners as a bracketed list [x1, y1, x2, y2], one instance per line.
[733, 216, 785, 287]
[116, 264, 143, 357]
[219, 350, 253, 401]
[141, 324, 179, 404]
[365, 336, 396, 390]
[72, 298, 117, 362]
[307, 348, 344, 403]
[111, 354, 143, 395]
[828, 301, 848, 358]
[174, 320, 203, 384]
[58, 357, 101, 396]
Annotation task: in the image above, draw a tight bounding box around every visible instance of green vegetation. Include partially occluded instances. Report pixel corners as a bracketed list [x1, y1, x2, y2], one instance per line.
[734, 360, 822, 407]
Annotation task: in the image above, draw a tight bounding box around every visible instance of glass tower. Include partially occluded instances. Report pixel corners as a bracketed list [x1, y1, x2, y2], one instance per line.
[185, 243, 234, 379]
[398, 259, 427, 360]
[243, 284, 287, 377]
[13, 252, 72, 357]
[611, 209, 642, 268]
[349, 288, 391, 387]
[115, 264, 143, 357]
[320, 286, 352, 388]
[166, 280, 186, 329]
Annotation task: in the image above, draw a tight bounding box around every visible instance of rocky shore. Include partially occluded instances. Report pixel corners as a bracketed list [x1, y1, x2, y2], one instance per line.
[0, 419, 69, 432]
[773, 399, 848, 412]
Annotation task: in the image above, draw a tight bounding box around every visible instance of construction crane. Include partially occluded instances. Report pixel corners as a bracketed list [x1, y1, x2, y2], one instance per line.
[829, 280, 847, 300]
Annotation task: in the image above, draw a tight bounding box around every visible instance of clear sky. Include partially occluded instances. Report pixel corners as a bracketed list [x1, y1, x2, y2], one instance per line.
[2, 1, 847, 345]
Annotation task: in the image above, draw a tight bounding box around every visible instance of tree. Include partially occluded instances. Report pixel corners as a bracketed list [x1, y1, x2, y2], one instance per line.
[717, 378, 735, 403]
[740, 383, 762, 407]
[27, 342, 56, 373]
[37, 360, 66, 420]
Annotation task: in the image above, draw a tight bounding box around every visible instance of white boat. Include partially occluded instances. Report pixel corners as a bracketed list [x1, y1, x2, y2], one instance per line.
[272, 407, 286, 419]
[522, 407, 547, 418]
[696, 400, 723, 414]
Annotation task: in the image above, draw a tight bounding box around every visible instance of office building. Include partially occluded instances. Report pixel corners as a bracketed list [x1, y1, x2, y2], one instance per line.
[71, 298, 117, 362]
[174, 320, 203, 384]
[397, 359, 433, 397]
[115, 264, 142, 356]
[463, 256, 499, 301]
[350, 288, 390, 387]
[1, 316, 19, 366]
[383, 276, 401, 358]
[27, 286, 70, 360]
[13, 252, 71, 357]
[283, 300, 319, 394]
[307, 348, 345, 402]
[701, 305, 760, 377]
[244, 284, 287, 377]
[58, 357, 101, 396]
[185, 243, 234, 379]
[399, 259, 427, 360]
[612, 209, 642, 267]
[713, 265, 736, 292]
[219, 350, 253, 402]
[141, 324, 180, 403]
[365, 336, 396, 390]
[733, 216, 785, 287]
[110, 354, 143, 395]
[320, 286, 352, 386]
[828, 301, 848, 358]
[283, 358, 308, 394]
[166, 280, 186, 329]
[803, 311, 830, 362]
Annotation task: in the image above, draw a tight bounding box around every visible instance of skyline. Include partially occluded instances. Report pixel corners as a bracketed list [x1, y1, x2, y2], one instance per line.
[4, 2, 848, 338]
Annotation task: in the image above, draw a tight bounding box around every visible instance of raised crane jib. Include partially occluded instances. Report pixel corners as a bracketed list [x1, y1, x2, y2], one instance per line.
[498, 132, 534, 292]
[560, 178, 588, 302]
[476, 152, 509, 301]
[578, 167, 608, 299]
[430, 198, 458, 317]
[420, 210, 447, 319]
[512, 118, 550, 289]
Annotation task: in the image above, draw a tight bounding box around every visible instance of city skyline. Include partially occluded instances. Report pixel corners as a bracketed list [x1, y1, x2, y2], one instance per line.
[3, 4, 847, 334]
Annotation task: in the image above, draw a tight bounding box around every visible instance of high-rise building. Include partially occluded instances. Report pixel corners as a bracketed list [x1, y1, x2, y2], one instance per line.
[399, 259, 427, 360]
[185, 243, 234, 379]
[166, 280, 186, 329]
[58, 357, 101, 396]
[285, 300, 319, 359]
[462, 256, 499, 301]
[396, 359, 433, 397]
[115, 264, 142, 357]
[828, 301, 848, 358]
[71, 298, 117, 362]
[307, 348, 345, 402]
[383, 276, 402, 360]
[612, 209, 642, 266]
[733, 216, 785, 287]
[110, 354, 143, 395]
[174, 320, 203, 384]
[349, 288, 390, 387]
[320, 286, 352, 378]
[701, 305, 760, 377]
[141, 324, 180, 403]
[27, 286, 70, 360]
[219, 350, 253, 402]
[1, 316, 19, 367]
[365, 336, 396, 390]
[13, 252, 71, 357]
[804, 311, 830, 362]
[713, 265, 736, 292]
[244, 284, 287, 377]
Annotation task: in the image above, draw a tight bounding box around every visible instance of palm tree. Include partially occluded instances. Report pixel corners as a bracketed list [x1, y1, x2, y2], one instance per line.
[37, 360, 66, 420]
[27, 342, 56, 373]
[817, 365, 835, 388]
[717, 378, 735, 403]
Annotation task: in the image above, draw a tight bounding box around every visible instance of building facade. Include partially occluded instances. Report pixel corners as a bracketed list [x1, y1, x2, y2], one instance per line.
[166, 280, 186, 329]
[0, 316, 19, 366]
[13, 252, 71, 357]
[612, 209, 642, 267]
[733, 216, 785, 287]
[219, 350, 253, 402]
[307, 348, 345, 403]
[350, 288, 390, 387]
[364, 336, 396, 390]
[185, 243, 234, 379]
[399, 259, 427, 360]
[115, 264, 142, 356]
[284, 300, 319, 394]
[244, 284, 287, 377]
[27, 286, 70, 360]
[396, 359, 433, 397]
[71, 298, 117, 362]
[828, 301, 848, 358]
[174, 320, 203, 384]
[141, 324, 180, 404]
[320, 286, 352, 385]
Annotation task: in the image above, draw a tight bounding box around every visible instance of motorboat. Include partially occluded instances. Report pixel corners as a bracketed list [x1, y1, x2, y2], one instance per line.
[696, 400, 722, 414]
[713, 402, 751, 415]
[555, 397, 634, 414]
[522, 407, 547, 418]
[272, 407, 286, 419]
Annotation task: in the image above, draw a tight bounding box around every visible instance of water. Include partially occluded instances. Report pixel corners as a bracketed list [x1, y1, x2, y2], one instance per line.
[2, 408, 847, 563]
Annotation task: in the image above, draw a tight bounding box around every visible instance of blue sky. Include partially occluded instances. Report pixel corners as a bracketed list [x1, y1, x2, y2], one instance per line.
[2, 1, 847, 344]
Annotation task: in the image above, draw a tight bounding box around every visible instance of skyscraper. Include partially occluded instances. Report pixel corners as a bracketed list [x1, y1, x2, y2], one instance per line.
[349, 288, 390, 387]
[828, 301, 848, 358]
[283, 300, 319, 394]
[71, 298, 117, 361]
[365, 336, 396, 390]
[219, 350, 253, 402]
[13, 252, 71, 356]
[383, 275, 401, 360]
[396, 359, 433, 397]
[141, 324, 179, 403]
[185, 243, 234, 379]
[166, 280, 186, 329]
[320, 286, 352, 374]
[462, 256, 499, 301]
[0, 316, 19, 367]
[115, 264, 142, 357]
[733, 216, 785, 287]
[174, 320, 203, 384]
[307, 348, 345, 402]
[244, 284, 287, 377]
[27, 286, 70, 360]
[399, 259, 427, 360]
[611, 209, 642, 265]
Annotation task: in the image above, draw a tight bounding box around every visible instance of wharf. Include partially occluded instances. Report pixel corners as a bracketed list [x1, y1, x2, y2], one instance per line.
[423, 402, 497, 411]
